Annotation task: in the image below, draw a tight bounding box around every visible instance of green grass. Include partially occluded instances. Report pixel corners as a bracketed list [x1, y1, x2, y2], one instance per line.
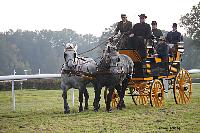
[190, 73, 200, 78]
[0, 85, 200, 133]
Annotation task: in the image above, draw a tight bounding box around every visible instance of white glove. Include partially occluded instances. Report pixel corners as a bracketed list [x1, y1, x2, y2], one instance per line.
[129, 34, 134, 37]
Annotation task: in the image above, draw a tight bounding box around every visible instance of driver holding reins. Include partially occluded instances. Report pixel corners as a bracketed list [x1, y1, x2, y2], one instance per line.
[114, 14, 132, 49]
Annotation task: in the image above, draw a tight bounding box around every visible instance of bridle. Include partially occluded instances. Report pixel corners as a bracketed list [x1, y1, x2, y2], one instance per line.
[64, 49, 77, 69]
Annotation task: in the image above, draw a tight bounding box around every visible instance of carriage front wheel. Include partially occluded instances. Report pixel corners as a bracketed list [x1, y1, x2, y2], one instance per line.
[150, 79, 165, 107]
[130, 87, 149, 105]
[173, 69, 192, 104]
[104, 88, 120, 109]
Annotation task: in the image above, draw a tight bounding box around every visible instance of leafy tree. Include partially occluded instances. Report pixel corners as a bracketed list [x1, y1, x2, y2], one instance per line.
[0, 29, 101, 75]
[180, 2, 200, 42]
[0, 34, 27, 75]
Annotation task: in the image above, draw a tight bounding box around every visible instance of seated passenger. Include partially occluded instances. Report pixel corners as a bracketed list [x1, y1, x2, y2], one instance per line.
[148, 21, 163, 56]
[155, 37, 169, 61]
[151, 21, 163, 42]
[166, 23, 183, 44]
[166, 23, 183, 57]
[155, 37, 169, 75]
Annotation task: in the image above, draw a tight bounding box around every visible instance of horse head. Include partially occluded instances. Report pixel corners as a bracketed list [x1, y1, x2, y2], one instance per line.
[99, 43, 123, 74]
[64, 43, 78, 69]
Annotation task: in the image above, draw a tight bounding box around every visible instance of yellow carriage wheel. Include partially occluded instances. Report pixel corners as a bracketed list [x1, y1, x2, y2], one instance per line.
[150, 79, 165, 107]
[111, 91, 120, 108]
[131, 88, 149, 105]
[173, 69, 192, 104]
[104, 88, 119, 109]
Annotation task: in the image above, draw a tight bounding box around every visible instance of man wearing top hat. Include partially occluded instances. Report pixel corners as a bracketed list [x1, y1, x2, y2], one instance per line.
[127, 14, 151, 78]
[130, 14, 151, 40]
[114, 14, 132, 49]
[166, 23, 183, 44]
[128, 14, 151, 59]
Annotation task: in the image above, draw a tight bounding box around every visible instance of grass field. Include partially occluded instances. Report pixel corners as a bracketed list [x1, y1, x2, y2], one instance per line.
[191, 73, 200, 78]
[0, 84, 200, 133]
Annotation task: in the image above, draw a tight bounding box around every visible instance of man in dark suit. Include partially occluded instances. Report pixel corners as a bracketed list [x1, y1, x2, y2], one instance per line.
[127, 14, 151, 77]
[129, 14, 151, 59]
[165, 23, 183, 60]
[115, 14, 132, 35]
[166, 23, 183, 44]
[114, 14, 132, 49]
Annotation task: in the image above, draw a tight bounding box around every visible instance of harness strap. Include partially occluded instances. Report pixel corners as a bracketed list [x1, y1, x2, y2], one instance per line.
[62, 69, 94, 78]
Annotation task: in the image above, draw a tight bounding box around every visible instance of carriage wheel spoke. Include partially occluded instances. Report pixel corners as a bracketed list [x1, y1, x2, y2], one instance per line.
[141, 96, 144, 104]
[180, 90, 185, 104]
[183, 91, 189, 102]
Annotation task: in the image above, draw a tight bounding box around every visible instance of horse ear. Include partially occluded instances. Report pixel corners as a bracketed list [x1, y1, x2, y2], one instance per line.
[107, 46, 110, 53]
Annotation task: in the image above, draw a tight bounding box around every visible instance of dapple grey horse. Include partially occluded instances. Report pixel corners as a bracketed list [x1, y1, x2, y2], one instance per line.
[61, 43, 97, 113]
[93, 42, 134, 112]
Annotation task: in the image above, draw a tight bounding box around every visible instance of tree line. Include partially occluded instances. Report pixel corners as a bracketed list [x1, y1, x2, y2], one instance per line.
[0, 29, 102, 75]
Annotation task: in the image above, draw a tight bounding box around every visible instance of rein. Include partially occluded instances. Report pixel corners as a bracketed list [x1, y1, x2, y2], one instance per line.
[114, 33, 125, 48]
[78, 40, 107, 56]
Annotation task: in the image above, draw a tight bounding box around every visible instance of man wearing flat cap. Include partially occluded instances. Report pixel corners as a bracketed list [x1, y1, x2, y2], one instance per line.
[114, 14, 132, 49]
[165, 23, 183, 58]
[166, 23, 183, 44]
[151, 21, 163, 41]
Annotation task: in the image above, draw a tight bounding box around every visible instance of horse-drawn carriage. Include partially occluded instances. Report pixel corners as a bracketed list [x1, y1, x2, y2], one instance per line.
[110, 36, 192, 108]
[61, 34, 192, 113]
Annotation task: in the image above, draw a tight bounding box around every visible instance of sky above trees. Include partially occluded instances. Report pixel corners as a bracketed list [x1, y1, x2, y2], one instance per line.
[0, 0, 199, 36]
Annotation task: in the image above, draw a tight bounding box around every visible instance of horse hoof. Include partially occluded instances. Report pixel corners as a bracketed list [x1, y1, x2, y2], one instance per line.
[79, 107, 84, 112]
[94, 108, 99, 112]
[121, 103, 126, 109]
[64, 110, 70, 114]
[84, 107, 89, 111]
[117, 101, 126, 110]
[106, 108, 112, 113]
[98, 104, 101, 109]
[117, 106, 122, 110]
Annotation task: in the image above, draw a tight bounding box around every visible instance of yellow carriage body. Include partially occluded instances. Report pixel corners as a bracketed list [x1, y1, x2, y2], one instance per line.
[116, 42, 192, 107]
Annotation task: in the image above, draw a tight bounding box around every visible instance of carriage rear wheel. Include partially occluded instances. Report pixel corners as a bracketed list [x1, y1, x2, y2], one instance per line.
[150, 79, 164, 107]
[104, 88, 119, 109]
[173, 69, 192, 104]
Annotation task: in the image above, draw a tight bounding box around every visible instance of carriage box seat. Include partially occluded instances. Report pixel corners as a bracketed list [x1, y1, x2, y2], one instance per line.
[119, 50, 142, 62]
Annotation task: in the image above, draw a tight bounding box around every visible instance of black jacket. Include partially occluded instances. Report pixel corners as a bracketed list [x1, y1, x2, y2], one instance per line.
[166, 30, 182, 44]
[131, 22, 151, 39]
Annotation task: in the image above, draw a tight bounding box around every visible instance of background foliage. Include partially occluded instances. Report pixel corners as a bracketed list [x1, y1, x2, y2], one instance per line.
[0, 2, 200, 75]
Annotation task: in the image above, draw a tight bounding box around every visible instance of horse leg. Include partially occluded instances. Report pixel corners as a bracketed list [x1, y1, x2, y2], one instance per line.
[84, 88, 89, 110]
[78, 88, 84, 112]
[118, 77, 129, 109]
[61, 83, 70, 114]
[93, 83, 101, 112]
[106, 87, 114, 112]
